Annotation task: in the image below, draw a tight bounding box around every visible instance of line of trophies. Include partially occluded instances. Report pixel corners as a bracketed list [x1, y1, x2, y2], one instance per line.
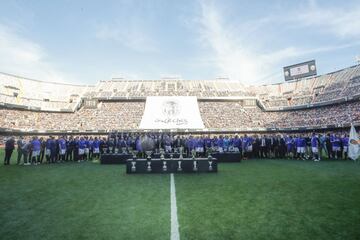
[130, 147, 214, 173]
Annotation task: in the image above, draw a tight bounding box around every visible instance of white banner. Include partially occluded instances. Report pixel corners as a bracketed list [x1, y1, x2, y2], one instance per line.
[349, 124, 360, 160]
[139, 96, 205, 129]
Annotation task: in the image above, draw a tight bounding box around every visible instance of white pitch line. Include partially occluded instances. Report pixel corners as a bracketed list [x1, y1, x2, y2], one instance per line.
[170, 173, 180, 240]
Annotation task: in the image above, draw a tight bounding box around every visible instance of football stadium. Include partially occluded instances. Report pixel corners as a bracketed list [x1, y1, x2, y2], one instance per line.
[1, 1, 360, 240]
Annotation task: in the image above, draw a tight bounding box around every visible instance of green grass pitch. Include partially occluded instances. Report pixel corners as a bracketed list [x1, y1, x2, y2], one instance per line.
[1, 149, 360, 240]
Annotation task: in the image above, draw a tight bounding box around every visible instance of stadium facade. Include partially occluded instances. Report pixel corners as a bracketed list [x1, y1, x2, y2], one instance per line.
[1, 64, 360, 135]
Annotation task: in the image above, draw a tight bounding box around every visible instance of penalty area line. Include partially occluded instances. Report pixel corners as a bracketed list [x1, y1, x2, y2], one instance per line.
[170, 173, 180, 240]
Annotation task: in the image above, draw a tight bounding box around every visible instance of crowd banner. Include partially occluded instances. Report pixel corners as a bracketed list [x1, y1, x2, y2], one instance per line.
[139, 96, 205, 129]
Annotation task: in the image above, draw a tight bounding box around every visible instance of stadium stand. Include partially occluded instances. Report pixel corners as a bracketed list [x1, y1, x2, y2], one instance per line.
[1, 64, 360, 133]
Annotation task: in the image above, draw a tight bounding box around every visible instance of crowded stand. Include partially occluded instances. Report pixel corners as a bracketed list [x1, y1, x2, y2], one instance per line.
[0, 64, 359, 132]
[1, 99, 359, 131]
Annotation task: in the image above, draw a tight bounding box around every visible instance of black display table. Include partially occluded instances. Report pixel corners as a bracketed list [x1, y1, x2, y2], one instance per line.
[212, 152, 242, 162]
[126, 158, 217, 174]
[100, 154, 132, 164]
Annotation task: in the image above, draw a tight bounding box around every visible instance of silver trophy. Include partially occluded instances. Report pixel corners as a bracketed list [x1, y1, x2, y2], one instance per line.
[131, 161, 136, 172]
[193, 160, 198, 171]
[179, 147, 184, 159]
[207, 147, 213, 159]
[140, 135, 155, 160]
[147, 161, 152, 172]
[160, 149, 165, 160]
[191, 149, 196, 159]
[208, 161, 213, 171]
[177, 161, 182, 171]
[132, 150, 138, 160]
[162, 161, 167, 171]
[122, 147, 127, 154]
[145, 151, 153, 160]
[170, 154, 173, 160]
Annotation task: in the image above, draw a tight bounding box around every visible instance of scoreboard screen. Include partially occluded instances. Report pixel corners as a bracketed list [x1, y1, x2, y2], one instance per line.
[83, 99, 98, 109]
[283, 60, 317, 81]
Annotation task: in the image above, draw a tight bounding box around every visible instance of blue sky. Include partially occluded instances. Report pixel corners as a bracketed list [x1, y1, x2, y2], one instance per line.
[0, 0, 359, 85]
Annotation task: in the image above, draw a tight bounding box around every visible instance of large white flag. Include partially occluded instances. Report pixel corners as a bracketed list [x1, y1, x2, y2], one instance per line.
[139, 96, 205, 129]
[348, 124, 360, 160]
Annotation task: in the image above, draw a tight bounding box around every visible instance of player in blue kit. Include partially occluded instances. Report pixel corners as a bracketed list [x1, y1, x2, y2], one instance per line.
[296, 135, 306, 160]
[78, 137, 86, 162]
[311, 133, 320, 161]
[84, 137, 89, 161]
[58, 136, 67, 162]
[31, 136, 41, 165]
[285, 135, 294, 159]
[92, 137, 100, 159]
[331, 134, 341, 159]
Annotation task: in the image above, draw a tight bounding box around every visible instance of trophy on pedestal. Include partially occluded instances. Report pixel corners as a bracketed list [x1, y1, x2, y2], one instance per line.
[207, 147, 213, 159]
[147, 161, 152, 172]
[207, 152, 213, 171]
[179, 147, 184, 160]
[139, 135, 155, 172]
[131, 150, 138, 172]
[162, 161, 167, 171]
[160, 149, 165, 160]
[140, 135, 155, 161]
[145, 151, 153, 161]
[191, 149, 196, 160]
[177, 161, 182, 172]
[122, 147, 127, 154]
[132, 150, 138, 160]
[131, 161, 136, 172]
[208, 161, 213, 171]
[193, 160, 198, 171]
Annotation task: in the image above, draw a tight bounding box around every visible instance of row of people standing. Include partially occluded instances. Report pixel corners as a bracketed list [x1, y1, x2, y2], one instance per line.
[3, 132, 353, 165]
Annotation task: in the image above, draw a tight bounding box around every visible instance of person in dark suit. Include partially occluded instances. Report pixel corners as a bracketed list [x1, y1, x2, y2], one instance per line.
[260, 135, 268, 158]
[4, 137, 15, 165]
[40, 137, 46, 163]
[17, 136, 24, 165]
[279, 136, 286, 158]
[253, 136, 260, 158]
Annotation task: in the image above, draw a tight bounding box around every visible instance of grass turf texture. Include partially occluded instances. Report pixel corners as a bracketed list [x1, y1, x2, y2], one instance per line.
[1, 149, 360, 240]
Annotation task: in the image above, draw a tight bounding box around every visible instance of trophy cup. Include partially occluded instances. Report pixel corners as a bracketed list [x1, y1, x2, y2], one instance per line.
[131, 161, 136, 172]
[179, 147, 184, 160]
[145, 151, 152, 161]
[162, 161, 167, 171]
[147, 161, 152, 172]
[132, 150, 138, 160]
[177, 161, 182, 171]
[207, 147, 213, 159]
[140, 136, 155, 173]
[160, 149, 165, 160]
[122, 147, 127, 154]
[208, 161, 213, 171]
[193, 160, 198, 171]
[140, 135, 155, 161]
[191, 149, 196, 160]
[170, 154, 173, 160]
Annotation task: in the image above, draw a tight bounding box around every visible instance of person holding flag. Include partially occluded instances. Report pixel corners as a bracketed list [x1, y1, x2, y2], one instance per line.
[349, 124, 360, 161]
[341, 134, 349, 160]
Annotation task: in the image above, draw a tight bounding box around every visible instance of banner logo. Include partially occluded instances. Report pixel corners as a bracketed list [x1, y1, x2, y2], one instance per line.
[162, 100, 180, 117]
